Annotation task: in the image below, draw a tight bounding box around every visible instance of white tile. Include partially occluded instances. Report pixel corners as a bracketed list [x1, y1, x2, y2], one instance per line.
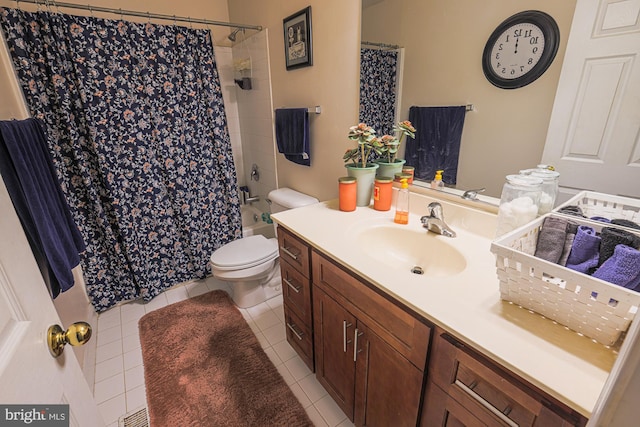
[143, 293, 168, 313]
[337, 418, 355, 427]
[94, 372, 125, 404]
[272, 340, 297, 363]
[266, 294, 284, 310]
[253, 310, 281, 331]
[124, 366, 145, 391]
[165, 285, 190, 305]
[185, 281, 210, 297]
[120, 302, 146, 324]
[305, 405, 329, 427]
[254, 330, 270, 349]
[288, 383, 312, 408]
[95, 340, 123, 364]
[125, 385, 148, 412]
[284, 355, 312, 382]
[274, 362, 296, 386]
[123, 347, 143, 371]
[262, 322, 286, 346]
[247, 301, 272, 318]
[94, 355, 124, 383]
[122, 331, 141, 353]
[298, 373, 328, 403]
[121, 319, 140, 339]
[98, 306, 121, 331]
[315, 394, 348, 427]
[239, 309, 253, 323]
[98, 394, 126, 426]
[97, 325, 123, 347]
[263, 346, 282, 367]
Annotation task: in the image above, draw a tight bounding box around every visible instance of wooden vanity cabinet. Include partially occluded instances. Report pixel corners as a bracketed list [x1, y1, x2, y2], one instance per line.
[312, 250, 431, 426]
[421, 328, 587, 427]
[277, 227, 314, 370]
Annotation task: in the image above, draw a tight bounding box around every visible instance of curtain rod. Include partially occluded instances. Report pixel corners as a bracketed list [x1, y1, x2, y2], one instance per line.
[13, 0, 263, 31]
[361, 41, 400, 50]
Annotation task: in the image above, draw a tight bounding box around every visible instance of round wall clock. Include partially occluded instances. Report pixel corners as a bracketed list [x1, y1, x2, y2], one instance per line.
[482, 10, 560, 89]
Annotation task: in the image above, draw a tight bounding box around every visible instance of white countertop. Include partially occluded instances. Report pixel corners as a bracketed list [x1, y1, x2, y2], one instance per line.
[271, 191, 618, 418]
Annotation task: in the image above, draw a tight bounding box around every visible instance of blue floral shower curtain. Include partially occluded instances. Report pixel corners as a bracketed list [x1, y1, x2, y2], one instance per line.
[359, 47, 399, 136]
[0, 8, 241, 312]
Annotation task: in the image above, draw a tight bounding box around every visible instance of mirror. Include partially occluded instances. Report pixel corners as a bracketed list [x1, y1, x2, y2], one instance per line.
[361, 0, 578, 197]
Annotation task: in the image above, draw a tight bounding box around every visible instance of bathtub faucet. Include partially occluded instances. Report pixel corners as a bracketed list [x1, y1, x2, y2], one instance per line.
[240, 186, 260, 205]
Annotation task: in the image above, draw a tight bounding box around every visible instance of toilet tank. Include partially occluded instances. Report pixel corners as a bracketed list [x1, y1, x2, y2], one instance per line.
[267, 188, 319, 213]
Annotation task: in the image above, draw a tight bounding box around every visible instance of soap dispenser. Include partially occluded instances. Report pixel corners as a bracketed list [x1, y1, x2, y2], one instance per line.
[394, 178, 410, 224]
[431, 170, 444, 189]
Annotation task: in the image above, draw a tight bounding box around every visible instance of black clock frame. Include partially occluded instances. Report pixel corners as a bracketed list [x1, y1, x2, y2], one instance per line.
[482, 10, 560, 89]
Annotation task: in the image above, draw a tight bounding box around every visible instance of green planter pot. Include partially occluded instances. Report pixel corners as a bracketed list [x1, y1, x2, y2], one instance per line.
[375, 159, 406, 179]
[345, 163, 379, 207]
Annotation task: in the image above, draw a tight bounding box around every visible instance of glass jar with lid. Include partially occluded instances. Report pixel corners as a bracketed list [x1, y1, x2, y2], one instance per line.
[495, 174, 543, 237]
[519, 168, 560, 215]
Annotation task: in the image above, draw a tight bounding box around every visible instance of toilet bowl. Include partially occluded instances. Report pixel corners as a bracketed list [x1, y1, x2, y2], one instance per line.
[210, 187, 318, 308]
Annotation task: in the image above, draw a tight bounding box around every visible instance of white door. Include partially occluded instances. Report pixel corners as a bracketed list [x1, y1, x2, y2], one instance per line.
[542, 0, 640, 199]
[0, 178, 104, 426]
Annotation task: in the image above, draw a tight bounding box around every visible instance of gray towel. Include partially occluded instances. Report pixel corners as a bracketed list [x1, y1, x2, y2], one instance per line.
[598, 227, 638, 267]
[559, 222, 578, 266]
[534, 216, 568, 264]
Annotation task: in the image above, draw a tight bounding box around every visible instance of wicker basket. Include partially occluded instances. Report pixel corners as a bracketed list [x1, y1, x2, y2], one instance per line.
[554, 191, 640, 230]
[490, 213, 640, 346]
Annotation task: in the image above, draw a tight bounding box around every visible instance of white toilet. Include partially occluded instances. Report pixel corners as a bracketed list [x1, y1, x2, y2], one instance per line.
[210, 188, 318, 308]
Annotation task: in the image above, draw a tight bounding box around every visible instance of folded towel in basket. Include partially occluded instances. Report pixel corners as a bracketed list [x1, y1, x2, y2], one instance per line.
[598, 227, 639, 267]
[534, 216, 568, 264]
[611, 218, 640, 231]
[593, 244, 640, 290]
[566, 226, 601, 274]
[559, 222, 578, 266]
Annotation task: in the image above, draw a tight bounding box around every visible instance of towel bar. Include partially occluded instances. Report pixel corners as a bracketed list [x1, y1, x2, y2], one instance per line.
[276, 106, 321, 114]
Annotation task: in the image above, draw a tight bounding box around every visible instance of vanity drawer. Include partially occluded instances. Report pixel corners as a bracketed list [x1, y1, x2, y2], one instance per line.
[428, 329, 586, 427]
[284, 306, 314, 370]
[277, 227, 311, 278]
[281, 260, 312, 326]
[312, 250, 430, 369]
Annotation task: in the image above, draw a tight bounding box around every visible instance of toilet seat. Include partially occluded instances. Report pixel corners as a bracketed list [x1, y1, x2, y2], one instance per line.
[210, 235, 278, 271]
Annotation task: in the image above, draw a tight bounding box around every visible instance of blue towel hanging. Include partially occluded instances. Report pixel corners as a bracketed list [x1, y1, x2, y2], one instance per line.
[275, 108, 311, 166]
[404, 106, 466, 184]
[0, 118, 85, 298]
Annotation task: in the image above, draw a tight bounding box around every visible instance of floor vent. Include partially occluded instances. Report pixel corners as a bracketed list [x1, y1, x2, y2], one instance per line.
[119, 407, 149, 427]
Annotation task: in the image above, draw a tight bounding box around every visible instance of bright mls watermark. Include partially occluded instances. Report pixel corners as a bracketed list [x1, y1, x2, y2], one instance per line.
[0, 405, 68, 426]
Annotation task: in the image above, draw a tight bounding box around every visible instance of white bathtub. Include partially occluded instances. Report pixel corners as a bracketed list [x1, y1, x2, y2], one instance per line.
[241, 205, 275, 238]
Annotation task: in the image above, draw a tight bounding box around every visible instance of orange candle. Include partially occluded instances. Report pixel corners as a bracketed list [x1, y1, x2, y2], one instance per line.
[373, 177, 393, 211]
[338, 177, 357, 212]
[402, 166, 415, 184]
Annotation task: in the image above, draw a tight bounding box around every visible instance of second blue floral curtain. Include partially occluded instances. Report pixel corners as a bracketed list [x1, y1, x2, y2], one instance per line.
[359, 47, 399, 137]
[0, 8, 242, 311]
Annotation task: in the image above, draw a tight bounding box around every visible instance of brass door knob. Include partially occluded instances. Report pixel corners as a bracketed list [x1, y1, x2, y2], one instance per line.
[47, 322, 92, 358]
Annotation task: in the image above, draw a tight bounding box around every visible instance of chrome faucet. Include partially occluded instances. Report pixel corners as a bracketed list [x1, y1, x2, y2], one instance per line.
[421, 202, 456, 238]
[240, 186, 260, 205]
[461, 187, 486, 201]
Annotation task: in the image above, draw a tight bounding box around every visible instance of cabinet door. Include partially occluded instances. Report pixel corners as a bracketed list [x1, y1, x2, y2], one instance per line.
[422, 381, 486, 427]
[314, 286, 357, 420]
[354, 321, 424, 427]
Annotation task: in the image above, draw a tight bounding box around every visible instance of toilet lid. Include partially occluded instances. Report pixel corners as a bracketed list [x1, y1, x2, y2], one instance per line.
[210, 235, 278, 269]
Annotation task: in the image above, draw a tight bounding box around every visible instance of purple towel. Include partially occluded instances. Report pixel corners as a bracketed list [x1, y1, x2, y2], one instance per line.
[590, 216, 611, 223]
[598, 227, 638, 267]
[566, 226, 601, 274]
[593, 244, 640, 290]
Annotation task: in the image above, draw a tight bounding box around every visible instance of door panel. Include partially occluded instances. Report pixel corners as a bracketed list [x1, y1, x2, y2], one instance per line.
[542, 0, 640, 198]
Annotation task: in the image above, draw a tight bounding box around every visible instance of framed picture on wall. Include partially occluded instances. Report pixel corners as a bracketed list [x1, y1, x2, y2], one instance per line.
[283, 6, 312, 70]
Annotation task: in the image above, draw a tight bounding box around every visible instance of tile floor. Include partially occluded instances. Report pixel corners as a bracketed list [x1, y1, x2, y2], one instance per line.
[92, 276, 353, 427]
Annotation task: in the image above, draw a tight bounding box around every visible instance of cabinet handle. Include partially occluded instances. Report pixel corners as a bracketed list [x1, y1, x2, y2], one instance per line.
[280, 246, 298, 260]
[286, 322, 304, 341]
[353, 329, 363, 362]
[343, 321, 353, 352]
[454, 379, 519, 427]
[283, 277, 301, 293]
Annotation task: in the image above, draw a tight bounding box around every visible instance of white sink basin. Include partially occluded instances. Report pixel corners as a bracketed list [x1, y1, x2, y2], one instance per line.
[351, 222, 467, 277]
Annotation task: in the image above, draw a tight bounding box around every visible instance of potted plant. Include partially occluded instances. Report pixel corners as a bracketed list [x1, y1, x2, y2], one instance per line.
[343, 123, 383, 206]
[375, 120, 416, 179]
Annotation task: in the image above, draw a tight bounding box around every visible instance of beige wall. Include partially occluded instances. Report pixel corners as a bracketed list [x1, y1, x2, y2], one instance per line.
[363, 0, 576, 197]
[229, 0, 362, 202]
